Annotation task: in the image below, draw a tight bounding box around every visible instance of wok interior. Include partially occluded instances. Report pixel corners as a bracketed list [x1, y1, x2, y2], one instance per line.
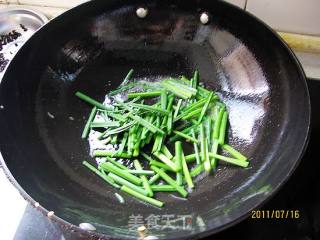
[0, 1, 309, 239]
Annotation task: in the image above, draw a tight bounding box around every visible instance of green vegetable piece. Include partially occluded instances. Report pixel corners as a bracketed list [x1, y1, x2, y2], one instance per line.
[218, 111, 228, 144]
[124, 170, 155, 175]
[200, 123, 211, 172]
[161, 90, 167, 110]
[198, 92, 214, 123]
[150, 166, 188, 198]
[181, 146, 194, 189]
[192, 70, 199, 89]
[210, 140, 219, 169]
[134, 160, 153, 197]
[150, 160, 176, 172]
[90, 121, 120, 128]
[128, 91, 162, 99]
[213, 108, 225, 139]
[128, 103, 169, 115]
[191, 129, 201, 165]
[82, 107, 97, 139]
[209, 153, 249, 168]
[151, 185, 177, 192]
[182, 108, 202, 121]
[93, 150, 132, 158]
[173, 130, 199, 144]
[175, 141, 183, 186]
[174, 99, 183, 118]
[161, 81, 192, 99]
[161, 145, 173, 160]
[128, 114, 165, 135]
[222, 144, 248, 162]
[82, 161, 120, 189]
[113, 132, 128, 157]
[148, 174, 161, 185]
[121, 185, 164, 208]
[100, 162, 142, 185]
[190, 164, 204, 177]
[105, 157, 129, 170]
[121, 69, 134, 86]
[109, 173, 148, 196]
[75, 92, 111, 110]
[153, 152, 179, 172]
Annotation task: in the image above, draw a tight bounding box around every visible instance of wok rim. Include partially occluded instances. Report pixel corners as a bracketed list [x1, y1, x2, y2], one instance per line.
[0, 0, 311, 239]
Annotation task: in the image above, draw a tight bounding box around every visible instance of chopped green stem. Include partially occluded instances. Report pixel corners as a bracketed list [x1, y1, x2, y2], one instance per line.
[181, 147, 194, 188]
[105, 157, 129, 170]
[94, 150, 132, 158]
[176, 172, 183, 186]
[213, 108, 225, 139]
[222, 144, 248, 161]
[128, 103, 169, 115]
[134, 160, 153, 197]
[208, 153, 249, 168]
[165, 79, 197, 95]
[192, 70, 199, 89]
[190, 164, 204, 177]
[173, 130, 199, 144]
[114, 132, 128, 156]
[169, 124, 199, 143]
[82, 161, 120, 188]
[210, 140, 219, 169]
[107, 112, 127, 122]
[90, 121, 120, 128]
[101, 162, 142, 185]
[175, 141, 183, 171]
[150, 160, 176, 172]
[161, 90, 167, 110]
[182, 98, 207, 114]
[198, 92, 214, 123]
[206, 118, 212, 147]
[150, 166, 188, 198]
[182, 108, 202, 121]
[128, 91, 162, 98]
[100, 136, 112, 145]
[148, 174, 161, 185]
[191, 129, 201, 165]
[167, 111, 173, 134]
[218, 112, 228, 144]
[153, 152, 179, 172]
[111, 134, 118, 144]
[166, 95, 175, 111]
[200, 124, 211, 171]
[161, 81, 191, 99]
[161, 145, 173, 159]
[128, 114, 165, 135]
[108, 83, 135, 96]
[151, 185, 177, 192]
[179, 77, 210, 97]
[121, 69, 134, 86]
[82, 107, 97, 139]
[121, 185, 164, 208]
[98, 121, 136, 139]
[174, 99, 183, 118]
[109, 173, 147, 196]
[75, 92, 111, 110]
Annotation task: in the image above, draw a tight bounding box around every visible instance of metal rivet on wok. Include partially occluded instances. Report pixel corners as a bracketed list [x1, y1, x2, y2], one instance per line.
[136, 7, 148, 18]
[200, 12, 210, 24]
[79, 222, 96, 231]
[47, 211, 54, 218]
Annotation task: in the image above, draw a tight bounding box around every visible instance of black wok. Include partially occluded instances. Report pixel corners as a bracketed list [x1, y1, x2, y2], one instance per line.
[0, 0, 310, 239]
